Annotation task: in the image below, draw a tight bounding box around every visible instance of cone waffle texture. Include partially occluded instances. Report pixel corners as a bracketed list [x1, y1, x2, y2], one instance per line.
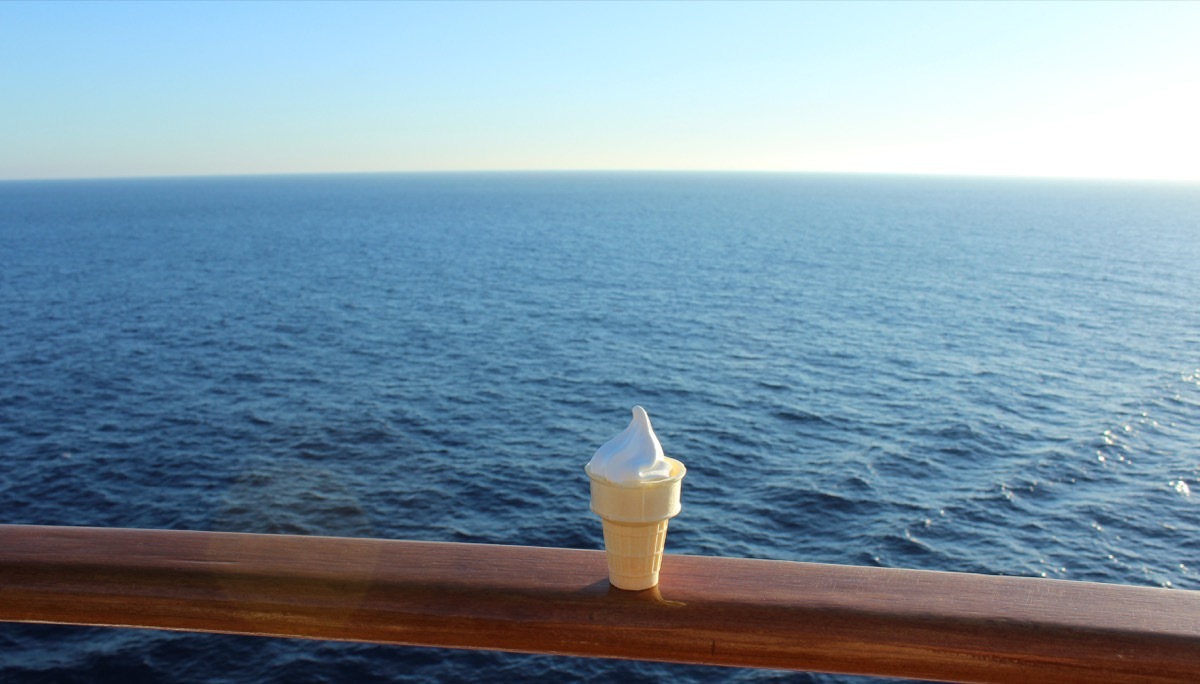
[586, 457, 685, 590]
[601, 519, 669, 590]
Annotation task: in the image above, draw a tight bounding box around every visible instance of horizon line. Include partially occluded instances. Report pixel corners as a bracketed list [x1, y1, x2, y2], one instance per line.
[2, 168, 1198, 186]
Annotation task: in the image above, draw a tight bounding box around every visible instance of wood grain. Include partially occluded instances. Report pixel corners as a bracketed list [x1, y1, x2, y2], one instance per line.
[1, 524, 1197, 682]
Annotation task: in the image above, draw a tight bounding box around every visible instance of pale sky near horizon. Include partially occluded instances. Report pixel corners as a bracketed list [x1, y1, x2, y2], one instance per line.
[1, 1, 1198, 182]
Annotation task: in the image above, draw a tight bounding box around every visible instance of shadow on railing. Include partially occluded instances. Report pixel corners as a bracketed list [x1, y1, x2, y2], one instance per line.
[2, 524, 1198, 683]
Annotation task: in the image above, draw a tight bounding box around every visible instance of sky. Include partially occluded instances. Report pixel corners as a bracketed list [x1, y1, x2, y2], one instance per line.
[1, 1, 1198, 182]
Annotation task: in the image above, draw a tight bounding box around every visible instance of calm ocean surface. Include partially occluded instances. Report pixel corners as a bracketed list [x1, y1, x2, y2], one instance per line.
[1, 172, 1198, 682]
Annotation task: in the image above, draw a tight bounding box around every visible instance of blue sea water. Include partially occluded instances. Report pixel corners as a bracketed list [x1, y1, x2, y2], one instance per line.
[1, 172, 1198, 682]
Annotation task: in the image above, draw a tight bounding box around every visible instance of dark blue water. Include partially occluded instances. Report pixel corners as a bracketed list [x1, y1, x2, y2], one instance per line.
[2, 172, 1198, 682]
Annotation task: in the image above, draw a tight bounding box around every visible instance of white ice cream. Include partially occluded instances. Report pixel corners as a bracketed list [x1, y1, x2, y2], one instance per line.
[586, 406, 673, 486]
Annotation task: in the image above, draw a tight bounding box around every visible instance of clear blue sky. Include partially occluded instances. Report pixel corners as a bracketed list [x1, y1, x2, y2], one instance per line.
[2, 1, 1197, 181]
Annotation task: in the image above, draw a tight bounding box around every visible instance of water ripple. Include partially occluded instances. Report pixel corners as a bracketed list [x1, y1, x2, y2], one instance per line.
[2, 173, 1199, 682]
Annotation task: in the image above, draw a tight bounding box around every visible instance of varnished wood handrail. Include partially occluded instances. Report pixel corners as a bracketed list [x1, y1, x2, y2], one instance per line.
[1, 525, 1197, 682]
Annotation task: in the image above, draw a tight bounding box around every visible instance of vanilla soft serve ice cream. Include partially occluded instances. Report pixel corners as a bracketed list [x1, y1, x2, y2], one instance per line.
[586, 405, 673, 485]
[586, 406, 685, 590]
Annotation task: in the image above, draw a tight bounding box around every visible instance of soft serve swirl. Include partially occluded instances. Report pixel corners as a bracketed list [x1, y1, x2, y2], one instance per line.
[587, 406, 673, 485]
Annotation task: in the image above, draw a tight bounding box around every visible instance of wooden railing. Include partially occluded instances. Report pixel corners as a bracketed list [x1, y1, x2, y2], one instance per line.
[2, 524, 1198, 683]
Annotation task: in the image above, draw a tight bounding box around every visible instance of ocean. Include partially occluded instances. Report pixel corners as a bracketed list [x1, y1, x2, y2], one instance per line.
[1, 172, 1198, 682]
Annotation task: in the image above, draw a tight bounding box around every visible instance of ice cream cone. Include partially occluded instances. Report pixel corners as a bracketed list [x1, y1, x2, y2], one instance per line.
[600, 518, 670, 590]
[587, 457, 685, 590]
